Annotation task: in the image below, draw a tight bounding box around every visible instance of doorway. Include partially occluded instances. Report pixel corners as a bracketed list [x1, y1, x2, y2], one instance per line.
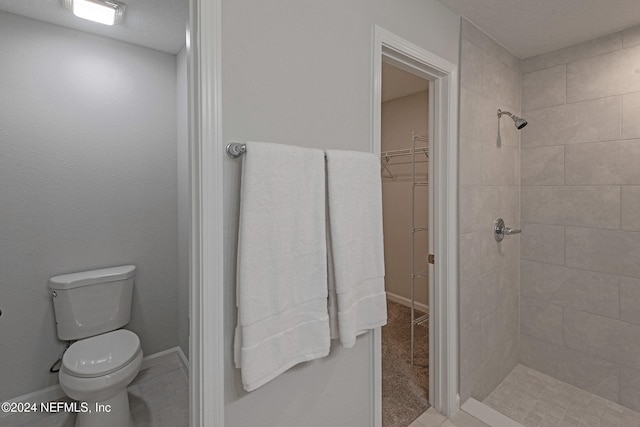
[371, 26, 460, 426]
[380, 62, 431, 427]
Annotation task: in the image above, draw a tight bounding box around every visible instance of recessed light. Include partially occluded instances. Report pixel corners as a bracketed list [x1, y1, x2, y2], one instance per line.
[63, 0, 126, 26]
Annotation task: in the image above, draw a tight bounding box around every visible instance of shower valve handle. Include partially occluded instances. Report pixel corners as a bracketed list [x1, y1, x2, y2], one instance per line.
[494, 218, 521, 242]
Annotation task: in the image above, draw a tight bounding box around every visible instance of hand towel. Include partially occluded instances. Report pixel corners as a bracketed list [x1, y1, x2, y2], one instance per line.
[234, 141, 331, 391]
[325, 149, 387, 348]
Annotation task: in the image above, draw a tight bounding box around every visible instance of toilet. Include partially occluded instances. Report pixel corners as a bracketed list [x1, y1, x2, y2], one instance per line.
[49, 265, 142, 427]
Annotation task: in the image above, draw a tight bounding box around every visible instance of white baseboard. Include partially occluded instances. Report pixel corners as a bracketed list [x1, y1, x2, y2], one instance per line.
[1, 347, 188, 419]
[386, 291, 429, 314]
[461, 398, 524, 427]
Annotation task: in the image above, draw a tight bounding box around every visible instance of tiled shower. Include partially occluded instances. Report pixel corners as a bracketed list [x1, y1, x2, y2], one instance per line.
[460, 17, 640, 422]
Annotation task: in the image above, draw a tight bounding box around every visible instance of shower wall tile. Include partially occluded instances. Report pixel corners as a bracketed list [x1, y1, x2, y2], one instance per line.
[622, 92, 640, 139]
[520, 260, 620, 319]
[623, 25, 640, 49]
[460, 229, 519, 281]
[520, 297, 563, 346]
[565, 139, 640, 185]
[460, 270, 499, 332]
[520, 334, 620, 402]
[482, 144, 518, 186]
[460, 87, 496, 142]
[565, 227, 640, 279]
[520, 25, 640, 413]
[520, 223, 564, 265]
[461, 39, 485, 96]
[522, 32, 621, 74]
[461, 18, 521, 73]
[522, 65, 566, 111]
[622, 187, 640, 231]
[459, 19, 520, 403]
[620, 277, 640, 326]
[521, 146, 564, 186]
[460, 322, 485, 380]
[564, 308, 640, 373]
[459, 137, 483, 186]
[619, 368, 640, 413]
[521, 96, 620, 148]
[521, 186, 620, 229]
[483, 52, 521, 111]
[567, 45, 640, 102]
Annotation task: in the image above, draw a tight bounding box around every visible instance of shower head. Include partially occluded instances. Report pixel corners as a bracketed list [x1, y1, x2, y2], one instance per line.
[497, 109, 527, 129]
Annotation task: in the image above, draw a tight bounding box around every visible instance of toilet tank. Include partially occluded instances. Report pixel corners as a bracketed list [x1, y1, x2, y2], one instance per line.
[49, 265, 136, 341]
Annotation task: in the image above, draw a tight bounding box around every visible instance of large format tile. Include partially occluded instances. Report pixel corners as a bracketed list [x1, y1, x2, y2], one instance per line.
[460, 269, 499, 332]
[520, 297, 563, 346]
[520, 260, 620, 319]
[565, 227, 640, 279]
[567, 44, 640, 102]
[521, 96, 620, 148]
[623, 25, 640, 48]
[522, 65, 566, 111]
[461, 39, 485, 95]
[622, 187, 640, 231]
[520, 334, 620, 402]
[460, 186, 498, 234]
[521, 223, 564, 265]
[461, 322, 486, 380]
[460, 87, 497, 143]
[460, 137, 483, 186]
[565, 139, 640, 185]
[620, 277, 640, 326]
[522, 32, 622, 74]
[521, 186, 620, 229]
[620, 368, 640, 413]
[565, 308, 640, 372]
[521, 146, 564, 186]
[623, 92, 640, 140]
[461, 18, 520, 73]
[483, 52, 521, 111]
[460, 229, 519, 280]
[482, 144, 518, 186]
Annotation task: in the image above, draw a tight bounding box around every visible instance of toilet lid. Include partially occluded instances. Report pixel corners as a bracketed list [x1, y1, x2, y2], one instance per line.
[62, 330, 141, 378]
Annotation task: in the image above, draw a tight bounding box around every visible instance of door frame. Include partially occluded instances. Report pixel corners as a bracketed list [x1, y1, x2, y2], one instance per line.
[188, 0, 224, 425]
[371, 26, 460, 421]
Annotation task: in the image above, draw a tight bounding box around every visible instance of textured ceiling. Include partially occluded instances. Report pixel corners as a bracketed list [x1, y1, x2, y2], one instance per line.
[0, 0, 186, 54]
[437, 0, 640, 58]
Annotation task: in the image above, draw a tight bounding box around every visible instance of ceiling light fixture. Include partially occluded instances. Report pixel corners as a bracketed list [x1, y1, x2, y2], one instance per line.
[63, 0, 126, 26]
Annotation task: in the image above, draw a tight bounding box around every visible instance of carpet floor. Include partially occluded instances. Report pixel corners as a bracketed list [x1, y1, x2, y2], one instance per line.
[382, 300, 430, 427]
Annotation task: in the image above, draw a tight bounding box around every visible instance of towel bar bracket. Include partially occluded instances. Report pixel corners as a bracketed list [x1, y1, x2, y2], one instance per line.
[226, 142, 247, 158]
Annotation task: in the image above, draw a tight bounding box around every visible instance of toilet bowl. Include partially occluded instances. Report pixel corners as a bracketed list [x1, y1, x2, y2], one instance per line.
[59, 330, 142, 427]
[49, 265, 141, 427]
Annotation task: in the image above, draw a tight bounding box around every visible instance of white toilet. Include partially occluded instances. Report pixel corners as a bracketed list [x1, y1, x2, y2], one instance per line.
[49, 265, 142, 427]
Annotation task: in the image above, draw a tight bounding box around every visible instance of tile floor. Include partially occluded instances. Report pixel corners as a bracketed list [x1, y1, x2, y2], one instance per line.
[484, 364, 640, 427]
[408, 407, 491, 427]
[3, 357, 188, 427]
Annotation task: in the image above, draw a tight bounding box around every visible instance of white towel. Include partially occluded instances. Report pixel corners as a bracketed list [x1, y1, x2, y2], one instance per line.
[325, 149, 387, 348]
[234, 141, 331, 391]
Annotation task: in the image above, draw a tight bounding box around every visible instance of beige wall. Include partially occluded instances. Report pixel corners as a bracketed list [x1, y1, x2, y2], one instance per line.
[520, 24, 640, 411]
[381, 90, 429, 306]
[458, 18, 521, 402]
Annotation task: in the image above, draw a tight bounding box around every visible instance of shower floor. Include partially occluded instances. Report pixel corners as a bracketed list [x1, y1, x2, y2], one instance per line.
[383, 300, 430, 427]
[484, 364, 640, 427]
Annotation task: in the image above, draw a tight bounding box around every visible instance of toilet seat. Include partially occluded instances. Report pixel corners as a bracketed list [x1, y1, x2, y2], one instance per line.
[62, 329, 141, 378]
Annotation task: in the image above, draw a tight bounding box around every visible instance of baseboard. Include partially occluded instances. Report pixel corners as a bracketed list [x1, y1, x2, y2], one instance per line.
[461, 398, 524, 427]
[1, 347, 187, 419]
[386, 291, 429, 313]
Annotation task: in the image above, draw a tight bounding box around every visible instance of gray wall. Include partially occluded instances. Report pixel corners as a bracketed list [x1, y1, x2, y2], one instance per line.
[381, 91, 429, 306]
[221, 0, 459, 425]
[458, 18, 521, 402]
[177, 47, 189, 359]
[0, 12, 179, 400]
[520, 24, 640, 411]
